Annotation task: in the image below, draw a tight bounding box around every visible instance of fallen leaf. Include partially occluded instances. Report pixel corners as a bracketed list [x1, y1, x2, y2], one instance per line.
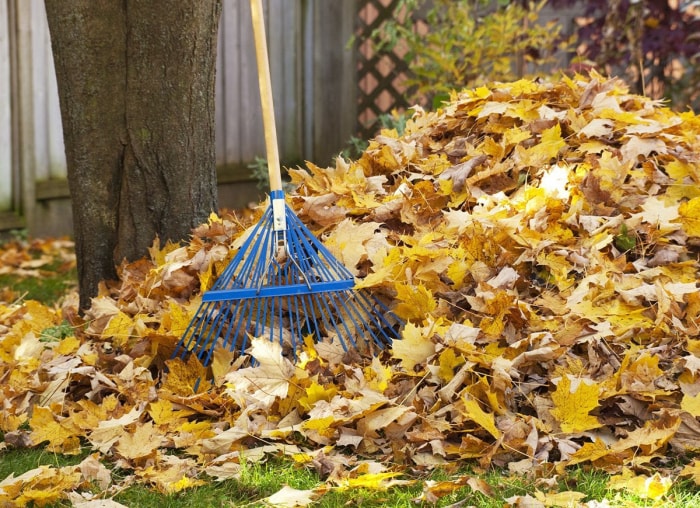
[263, 485, 318, 507]
[608, 469, 673, 500]
[392, 322, 436, 372]
[549, 376, 602, 433]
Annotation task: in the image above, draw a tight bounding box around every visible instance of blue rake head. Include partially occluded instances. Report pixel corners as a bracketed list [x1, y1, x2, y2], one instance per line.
[172, 191, 400, 367]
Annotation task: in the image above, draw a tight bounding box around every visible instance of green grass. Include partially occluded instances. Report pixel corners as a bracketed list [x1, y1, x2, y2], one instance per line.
[0, 236, 77, 305]
[0, 269, 76, 304]
[0, 447, 508, 507]
[2, 445, 700, 507]
[0, 446, 91, 478]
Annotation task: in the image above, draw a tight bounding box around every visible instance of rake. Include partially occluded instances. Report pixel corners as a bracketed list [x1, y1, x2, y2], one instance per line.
[172, 0, 400, 367]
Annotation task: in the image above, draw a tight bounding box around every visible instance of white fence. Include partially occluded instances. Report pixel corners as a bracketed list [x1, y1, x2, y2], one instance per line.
[0, 0, 357, 235]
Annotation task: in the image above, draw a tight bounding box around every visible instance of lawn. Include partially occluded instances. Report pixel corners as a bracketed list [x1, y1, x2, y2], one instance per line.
[3, 445, 700, 507]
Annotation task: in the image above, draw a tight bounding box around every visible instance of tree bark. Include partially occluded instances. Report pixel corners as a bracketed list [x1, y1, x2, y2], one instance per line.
[44, 0, 221, 311]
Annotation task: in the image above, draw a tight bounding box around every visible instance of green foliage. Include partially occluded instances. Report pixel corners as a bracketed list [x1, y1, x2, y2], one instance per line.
[371, 0, 573, 105]
[248, 156, 273, 192]
[39, 321, 76, 342]
[0, 268, 76, 306]
[614, 223, 637, 252]
[6, 229, 28, 242]
[248, 156, 296, 194]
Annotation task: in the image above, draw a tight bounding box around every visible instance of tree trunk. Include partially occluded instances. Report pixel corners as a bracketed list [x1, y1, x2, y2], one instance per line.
[44, 0, 221, 311]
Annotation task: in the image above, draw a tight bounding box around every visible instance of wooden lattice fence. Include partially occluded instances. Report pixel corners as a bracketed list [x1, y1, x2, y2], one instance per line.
[355, 0, 412, 139]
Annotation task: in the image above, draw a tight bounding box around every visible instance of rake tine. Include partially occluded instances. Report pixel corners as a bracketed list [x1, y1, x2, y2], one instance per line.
[171, 0, 402, 372]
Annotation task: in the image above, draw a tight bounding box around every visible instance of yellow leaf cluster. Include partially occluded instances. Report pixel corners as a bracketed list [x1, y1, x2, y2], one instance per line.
[3, 71, 700, 503]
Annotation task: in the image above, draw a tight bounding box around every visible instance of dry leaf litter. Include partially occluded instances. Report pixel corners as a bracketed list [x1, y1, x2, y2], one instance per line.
[2, 72, 700, 505]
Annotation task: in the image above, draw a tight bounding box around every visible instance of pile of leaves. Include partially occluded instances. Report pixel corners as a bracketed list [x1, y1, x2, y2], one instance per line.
[3, 71, 700, 505]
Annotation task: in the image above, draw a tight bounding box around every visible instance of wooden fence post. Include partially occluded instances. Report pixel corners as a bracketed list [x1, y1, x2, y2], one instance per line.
[9, 0, 36, 232]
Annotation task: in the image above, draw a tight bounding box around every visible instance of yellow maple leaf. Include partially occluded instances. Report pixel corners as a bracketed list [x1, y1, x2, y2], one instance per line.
[678, 196, 700, 237]
[354, 246, 403, 290]
[549, 375, 602, 433]
[9, 466, 82, 507]
[197, 262, 216, 293]
[158, 299, 193, 337]
[298, 380, 338, 412]
[211, 346, 236, 384]
[477, 289, 514, 338]
[437, 348, 466, 383]
[665, 159, 700, 200]
[534, 489, 587, 507]
[148, 399, 178, 426]
[323, 219, 384, 276]
[608, 469, 673, 500]
[167, 474, 206, 494]
[302, 416, 337, 440]
[509, 78, 546, 96]
[393, 283, 437, 322]
[336, 472, 409, 491]
[24, 300, 60, 333]
[611, 410, 681, 456]
[0, 411, 26, 433]
[29, 406, 81, 454]
[619, 353, 668, 397]
[681, 392, 700, 417]
[162, 356, 211, 395]
[518, 123, 566, 168]
[365, 356, 393, 393]
[115, 421, 161, 461]
[12, 332, 43, 363]
[571, 299, 652, 337]
[69, 397, 114, 433]
[462, 397, 502, 439]
[0, 467, 40, 501]
[504, 126, 532, 147]
[392, 321, 437, 372]
[599, 108, 650, 125]
[479, 315, 506, 338]
[567, 437, 611, 467]
[178, 421, 215, 443]
[54, 335, 80, 355]
[472, 85, 492, 98]
[102, 310, 134, 346]
[371, 143, 401, 173]
[446, 257, 469, 288]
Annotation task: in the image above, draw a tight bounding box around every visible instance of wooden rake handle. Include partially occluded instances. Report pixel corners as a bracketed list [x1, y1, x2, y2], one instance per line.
[250, 0, 283, 194]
